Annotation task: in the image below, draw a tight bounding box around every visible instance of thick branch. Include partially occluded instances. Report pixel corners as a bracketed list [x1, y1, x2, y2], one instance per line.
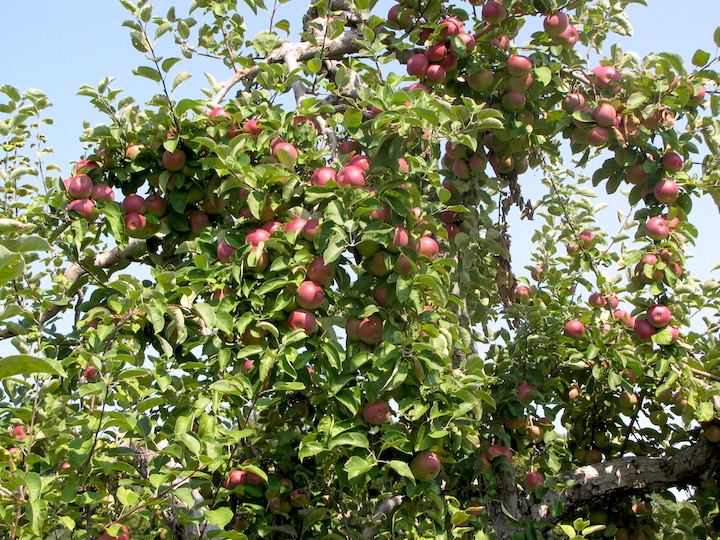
[532, 437, 720, 524]
[362, 495, 403, 539]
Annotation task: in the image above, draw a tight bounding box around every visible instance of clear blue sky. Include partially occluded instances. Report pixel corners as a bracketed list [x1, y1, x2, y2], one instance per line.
[3, 0, 720, 282]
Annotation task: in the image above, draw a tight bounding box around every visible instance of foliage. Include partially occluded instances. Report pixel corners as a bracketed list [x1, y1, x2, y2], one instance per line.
[2, 0, 720, 538]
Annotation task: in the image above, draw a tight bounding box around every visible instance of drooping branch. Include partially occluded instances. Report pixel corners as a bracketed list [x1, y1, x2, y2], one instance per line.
[0, 238, 148, 340]
[531, 436, 720, 525]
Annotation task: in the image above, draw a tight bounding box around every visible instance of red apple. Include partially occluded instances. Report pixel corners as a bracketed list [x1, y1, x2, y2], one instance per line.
[363, 400, 390, 425]
[68, 198, 96, 220]
[311, 167, 337, 186]
[287, 309, 317, 333]
[416, 236, 439, 259]
[626, 163, 647, 185]
[544, 12, 569, 36]
[284, 218, 308, 235]
[358, 315, 383, 345]
[502, 91, 526, 112]
[217, 240, 237, 262]
[410, 451, 442, 481]
[65, 174, 94, 199]
[348, 154, 371, 171]
[591, 65, 622, 89]
[661, 152, 683, 172]
[162, 148, 186, 172]
[577, 229, 596, 246]
[11, 425, 26, 440]
[145, 194, 166, 217]
[653, 179, 679, 203]
[296, 281, 324, 310]
[336, 165, 366, 187]
[225, 469, 247, 489]
[482, 1, 507, 24]
[645, 216, 670, 240]
[91, 183, 114, 202]
[426, 64, 447, 84]
[122, 194, 147, 214]
[517, 381, 533, 405]
[564, 320, 585, 339]
[368, 251, 392, 276]
[246, 228, 271, 246]
[302, 218, 320, 241]
[85, 366, 99, 382]
[553, 24, 579, 49]
[74, 158, 101, 174]
[507, 55, 532, 77]
[124, 212, 147, 237]
[407, 53, 430, 78]
[592, 102, 616, 127]
[290, 489, 308, 508]
[705, 425, 720, 443]
[272, 142, 298, 167]
[188, 210, 209, 233]
[524, 471, 545, 492]
[646, 304, 671, 328]
[509, 73, 534, 92]
[307, 256, 336, 285]
[243, 118, 262, 139]
[633, 319, 656, 341]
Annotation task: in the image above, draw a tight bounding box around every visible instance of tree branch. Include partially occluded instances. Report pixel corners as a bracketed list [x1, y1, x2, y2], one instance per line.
[532, 437, 720, 526]
[362, 495, 403, 539]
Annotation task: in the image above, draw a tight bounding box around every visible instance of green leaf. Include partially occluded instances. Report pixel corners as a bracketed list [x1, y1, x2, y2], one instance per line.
[0, 246, 24, 282]
[343, 455, 375, 479]
[387, 460, 414, 481]
[253, 31, 279, 56]
[172, 71, 192, 92]
[329, 431, 369, 449]
[714, 26, 720, 47]
[133, 66, 162, 82]
[161, 57, 182, 72]
[0, 355, 67, 379]
[692, 49, 711, 67]
[204, 507, 234, 528]
[307, 57, 323, 74]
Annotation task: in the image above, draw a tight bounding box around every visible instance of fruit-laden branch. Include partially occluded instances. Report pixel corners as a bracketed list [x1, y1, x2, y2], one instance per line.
[530, 436, 720, 526]
[0, 238, 147, 340]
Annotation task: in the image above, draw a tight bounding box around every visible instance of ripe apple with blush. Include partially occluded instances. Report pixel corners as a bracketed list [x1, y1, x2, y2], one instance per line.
[287, 310, 317, 334]
[296, 281, 324, 310]
[363, 399, 390, 425]
[410, 451, 442, 481]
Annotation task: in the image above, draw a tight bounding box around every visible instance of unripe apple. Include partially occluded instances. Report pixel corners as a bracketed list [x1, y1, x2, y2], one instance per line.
[646, 304, 671, 328]
[467, 68, 494, 92]
[363, 399, 390, 425]
[524, 471, 545, 492]
[122, 194, 147, 214]
[162, 148, 186, 172]
[705, 425, 720, 443]
[626, 163, 647, 185]
[564, 320, 585, 339]
[290, 489, 308, 508]
[544, 12, 569, 36]
[368, 251, 392, 276]
[661, 151, 683, 172]
[502, 91, 526, 112]
[508, 73, 533, 92]
[65, 174, 94, 199]
[287, 309, 317, 333]
[482, 1, 507, 24]
[619, 391, 638, 410]
[296, 281, 324, 310]
[410, 451, 442, 481]
[553, 24, 578, 48]
[645, 216, 670, 240]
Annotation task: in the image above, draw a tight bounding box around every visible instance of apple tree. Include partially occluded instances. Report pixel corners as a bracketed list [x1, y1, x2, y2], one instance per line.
[2, 0, 720, 538]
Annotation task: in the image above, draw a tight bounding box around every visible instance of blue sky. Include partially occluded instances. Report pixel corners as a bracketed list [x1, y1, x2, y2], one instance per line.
[3, 0, 720, 284]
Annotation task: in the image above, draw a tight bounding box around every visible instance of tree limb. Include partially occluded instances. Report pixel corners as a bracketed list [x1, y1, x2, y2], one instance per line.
[532, 436, 720, 526]
[362, 495, 403, 539]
